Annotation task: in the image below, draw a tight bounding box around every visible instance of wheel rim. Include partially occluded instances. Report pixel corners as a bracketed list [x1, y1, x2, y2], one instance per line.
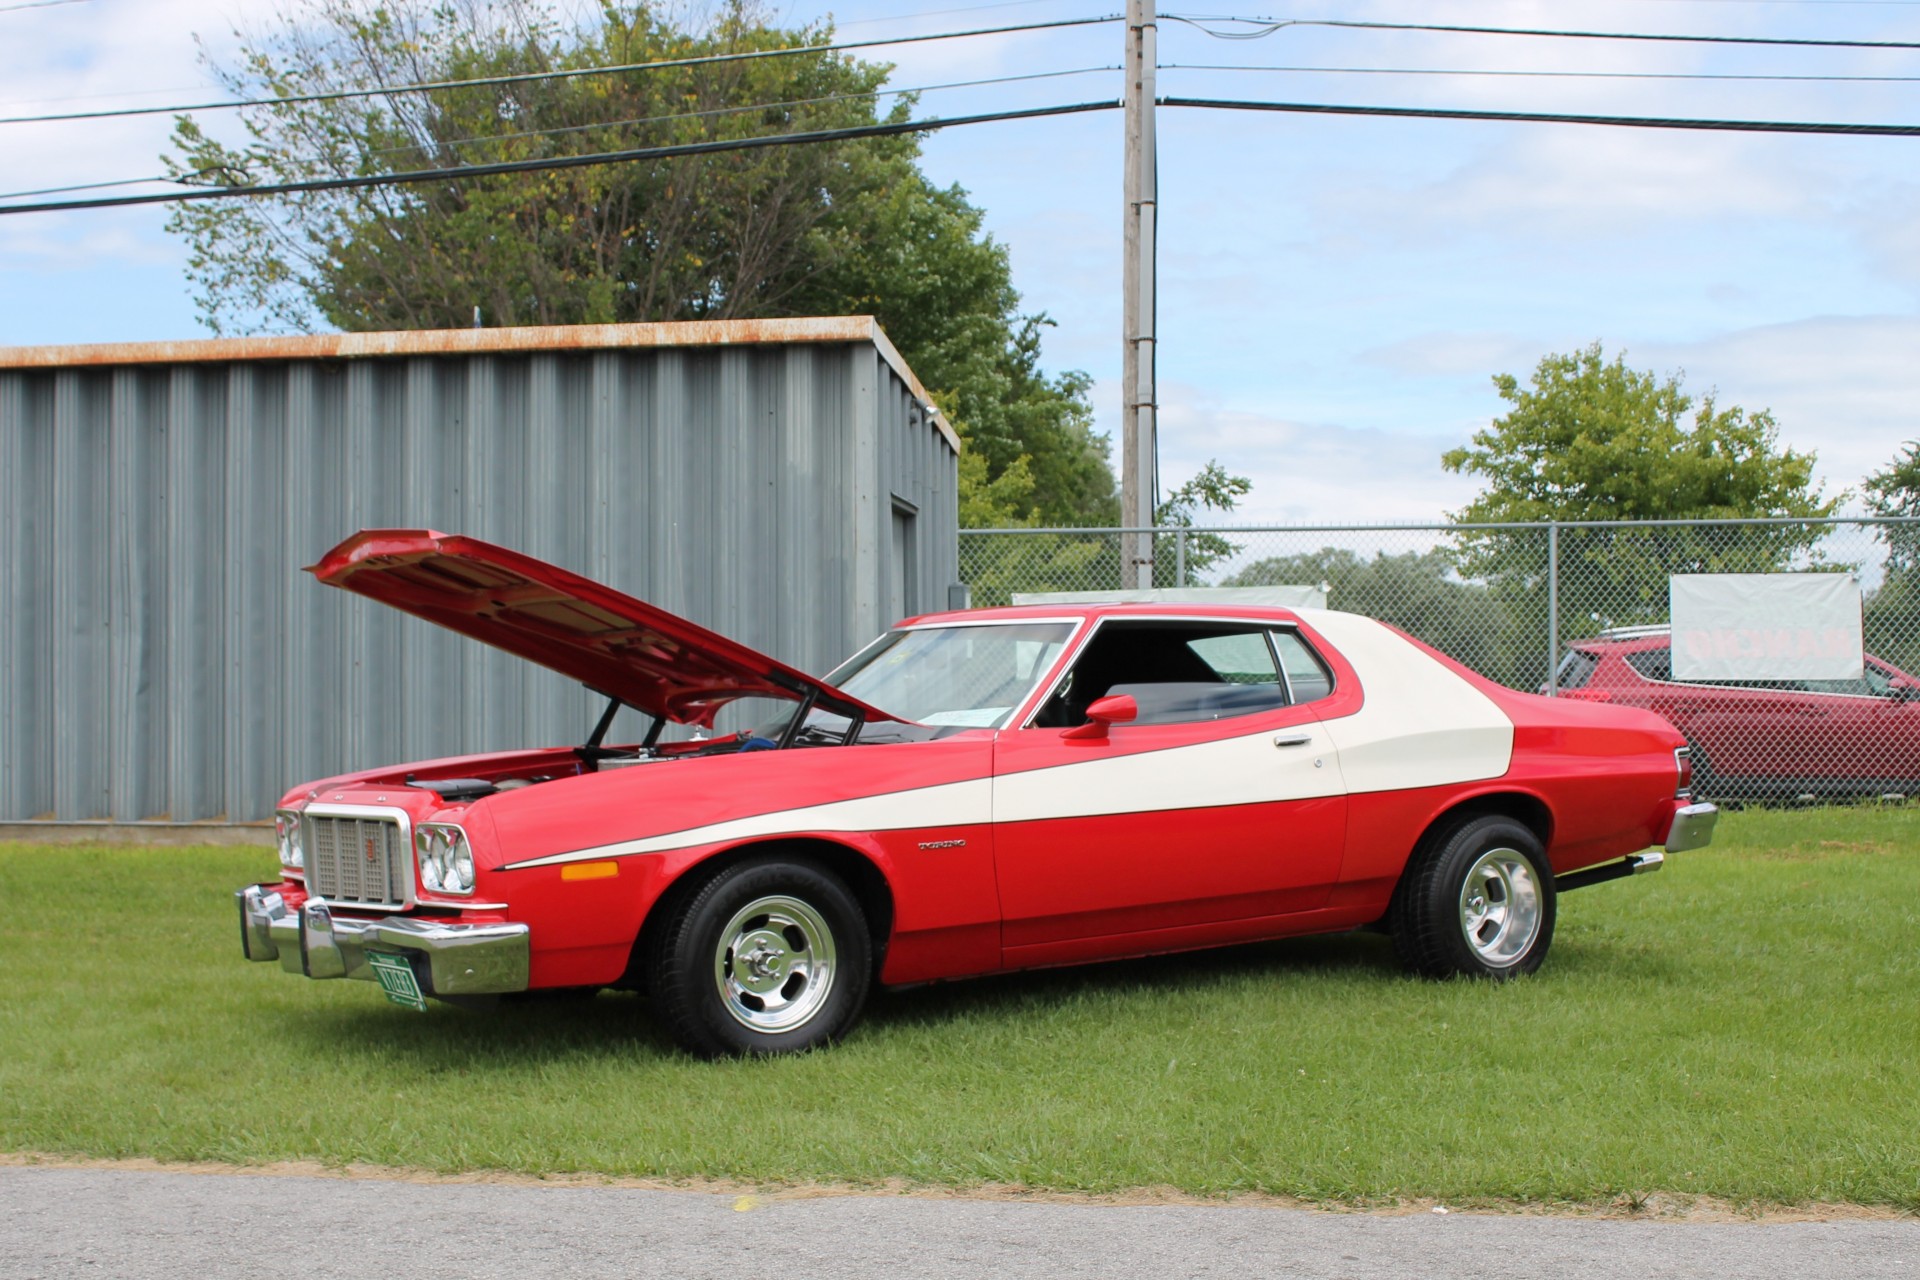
[1457, 848, 1544, 966]
[712, 894, 838, 1033]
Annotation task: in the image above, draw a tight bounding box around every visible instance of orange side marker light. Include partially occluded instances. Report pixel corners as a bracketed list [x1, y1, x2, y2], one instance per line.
[560, 861, 620, 881]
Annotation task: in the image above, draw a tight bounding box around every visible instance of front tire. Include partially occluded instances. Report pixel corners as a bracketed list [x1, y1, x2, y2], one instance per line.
[648, 855, 872, 1057]
[1391, 815, 1555, 979]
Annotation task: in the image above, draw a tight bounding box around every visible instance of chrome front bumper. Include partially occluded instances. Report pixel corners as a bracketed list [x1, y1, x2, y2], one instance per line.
[236, 884, 530, 997]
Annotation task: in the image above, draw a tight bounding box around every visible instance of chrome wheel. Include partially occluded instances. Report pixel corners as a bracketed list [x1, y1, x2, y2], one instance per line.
[1457, 847, 1544, 966]
[712, 894, 838, 1033]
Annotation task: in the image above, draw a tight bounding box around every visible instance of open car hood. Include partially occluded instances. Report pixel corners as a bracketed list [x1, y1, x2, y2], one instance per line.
[309, 530, 900, 729]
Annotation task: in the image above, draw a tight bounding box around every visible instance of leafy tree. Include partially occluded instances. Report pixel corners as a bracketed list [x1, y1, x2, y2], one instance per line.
[165, 0, 1114, 524]
[1862, 441, 1920, 673]
[1225, 547, 1519, 683]
[1442, 344, 1841, 677]
[1863, 440, 1920, 573]
[1152, 460, 1251, 587]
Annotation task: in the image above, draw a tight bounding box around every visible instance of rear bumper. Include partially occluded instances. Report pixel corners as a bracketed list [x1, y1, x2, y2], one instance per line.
[1662, 801, 1718, 854]
[235, 884, 530, 996]
[1558, 801, 1717, 893]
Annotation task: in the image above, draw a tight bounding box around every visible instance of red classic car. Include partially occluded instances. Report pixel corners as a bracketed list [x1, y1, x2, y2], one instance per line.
[1556, 627, 1920, 803]
[237, 531, 1716, 1056]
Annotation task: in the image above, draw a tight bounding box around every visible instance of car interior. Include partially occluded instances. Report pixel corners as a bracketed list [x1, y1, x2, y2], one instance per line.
[1032, 621, 1331, 728]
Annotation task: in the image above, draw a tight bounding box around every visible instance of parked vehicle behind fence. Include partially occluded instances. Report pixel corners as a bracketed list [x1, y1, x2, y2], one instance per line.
[1556, 626, 1920, 804]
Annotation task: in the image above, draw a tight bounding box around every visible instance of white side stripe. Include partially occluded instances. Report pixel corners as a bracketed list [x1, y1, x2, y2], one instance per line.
[500, 778, 994, 870]
[994, 723, 1345, 823]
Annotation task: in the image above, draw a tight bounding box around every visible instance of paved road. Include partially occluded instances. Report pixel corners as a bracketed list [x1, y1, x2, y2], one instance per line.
[3, 1166, 1916, 1279]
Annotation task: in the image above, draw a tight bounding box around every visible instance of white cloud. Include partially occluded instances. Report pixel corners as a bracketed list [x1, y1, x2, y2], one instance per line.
[1636, 315, 1920, 498]
[1104, 378, 1480, 527]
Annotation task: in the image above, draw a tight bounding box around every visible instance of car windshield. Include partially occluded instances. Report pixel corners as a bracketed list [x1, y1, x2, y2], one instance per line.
[826, 621, 1077, 729]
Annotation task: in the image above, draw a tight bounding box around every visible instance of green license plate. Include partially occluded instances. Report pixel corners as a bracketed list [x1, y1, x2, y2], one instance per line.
[366, 951, 426, 1011]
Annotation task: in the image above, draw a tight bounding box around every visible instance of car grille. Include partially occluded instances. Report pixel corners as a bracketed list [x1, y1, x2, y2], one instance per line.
[305, 813, 411, 909]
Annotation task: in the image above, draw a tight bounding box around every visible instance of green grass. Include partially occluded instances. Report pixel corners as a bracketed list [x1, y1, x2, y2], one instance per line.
[3, 808, 1918, 1209]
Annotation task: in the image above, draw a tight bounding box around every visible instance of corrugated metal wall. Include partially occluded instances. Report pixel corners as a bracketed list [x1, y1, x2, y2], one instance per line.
[0, 325, 958, 824]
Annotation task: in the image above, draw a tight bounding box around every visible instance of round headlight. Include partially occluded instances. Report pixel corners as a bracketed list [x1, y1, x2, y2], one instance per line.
[416, 829, 443, 891]
[276, 813, 304, 870]
[449, 835, 475, 893]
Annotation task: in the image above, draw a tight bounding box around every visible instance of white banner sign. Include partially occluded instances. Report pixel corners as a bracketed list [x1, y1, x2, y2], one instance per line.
[1669, 573, 1863, 681]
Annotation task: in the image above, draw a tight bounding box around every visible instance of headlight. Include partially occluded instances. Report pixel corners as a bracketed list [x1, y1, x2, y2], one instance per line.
[414, 824, 474, 896]
[275, 810, 304, 871]
[415, 828, 441, 891]
[449, 835, 475, 893]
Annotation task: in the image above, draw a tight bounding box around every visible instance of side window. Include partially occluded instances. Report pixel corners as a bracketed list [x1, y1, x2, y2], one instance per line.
[1556, 648, 1599, 690]
[1798, 673, 1883, 698]
[1273, 631, 1334, 704]
[1187, 632, 1280, 685]
[1034, 621, 1290, 727]
[1624, 649, 1673, 683]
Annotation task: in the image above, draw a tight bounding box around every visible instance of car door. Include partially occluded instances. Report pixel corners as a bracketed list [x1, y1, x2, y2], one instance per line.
[989, 620, 1347, 964]
[1794, 660, 1920, 791]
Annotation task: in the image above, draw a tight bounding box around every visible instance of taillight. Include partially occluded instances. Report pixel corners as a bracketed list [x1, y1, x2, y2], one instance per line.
[1674, 747, 1693, 799]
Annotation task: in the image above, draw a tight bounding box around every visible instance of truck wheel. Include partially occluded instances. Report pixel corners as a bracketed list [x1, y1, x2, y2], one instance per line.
[649, 855, 871, 1057]
[1391, 815, 1555, 979]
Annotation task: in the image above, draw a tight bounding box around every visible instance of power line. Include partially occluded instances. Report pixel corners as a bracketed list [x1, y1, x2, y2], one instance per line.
[834, 0, 1097, 25]
[0, 14, 1122, 127]
[0, 0, 89, 11]
[1164, 14, 1920, 49]
[1165, 62, 1920, 84]
[0, 65, 1120, 203]
[1165, 95, 1920, 134]
[0, 65, 1120, 201]
[377, 65, 1118, 164]
[0, 100, 1122, 216]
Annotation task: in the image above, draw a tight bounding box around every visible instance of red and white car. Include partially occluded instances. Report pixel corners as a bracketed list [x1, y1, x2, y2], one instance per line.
[237, 530, 1716, 1056]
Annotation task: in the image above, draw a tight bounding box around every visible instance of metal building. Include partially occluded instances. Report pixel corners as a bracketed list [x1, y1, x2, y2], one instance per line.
[0, 319, 958, 832]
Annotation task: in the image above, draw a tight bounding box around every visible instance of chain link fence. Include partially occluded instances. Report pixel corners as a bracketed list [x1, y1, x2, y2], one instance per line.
[959, 518, 1920, 805]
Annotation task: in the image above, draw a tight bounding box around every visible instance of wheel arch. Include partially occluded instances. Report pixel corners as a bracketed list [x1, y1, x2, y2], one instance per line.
[1411, 789, 1555, 867]
[626, 837, 896, 989]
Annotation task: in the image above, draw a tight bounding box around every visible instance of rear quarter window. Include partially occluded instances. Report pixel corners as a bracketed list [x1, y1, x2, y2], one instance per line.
[1556, 648, 1601, 689]
[1623, 649, 1672, 683]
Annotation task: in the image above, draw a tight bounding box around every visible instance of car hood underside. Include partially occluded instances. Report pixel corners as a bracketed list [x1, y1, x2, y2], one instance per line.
[308, 529, 898, 729]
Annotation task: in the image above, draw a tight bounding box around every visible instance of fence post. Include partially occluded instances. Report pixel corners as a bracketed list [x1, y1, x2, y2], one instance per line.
[1175, 527, 1188, 588]
[1546, 521, 1560, 696]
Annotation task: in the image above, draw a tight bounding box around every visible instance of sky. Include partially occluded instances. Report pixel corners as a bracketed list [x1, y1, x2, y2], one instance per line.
[3, 0, 1918, 527]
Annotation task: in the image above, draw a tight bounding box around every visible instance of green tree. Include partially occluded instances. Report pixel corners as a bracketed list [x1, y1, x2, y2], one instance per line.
[165, 0, 1114, 524]
[1863, 440, 1920, 573]
[1862, 441, 1920, 673]
[1225, 547, 1519, 683]
[1152, 460, 1251, 587]
[1442, 343, 1840, 676]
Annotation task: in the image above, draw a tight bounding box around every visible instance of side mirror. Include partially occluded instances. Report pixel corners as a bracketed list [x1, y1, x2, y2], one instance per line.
[1890, 679, 1920, 702]
[1061, 694, 1138, 741]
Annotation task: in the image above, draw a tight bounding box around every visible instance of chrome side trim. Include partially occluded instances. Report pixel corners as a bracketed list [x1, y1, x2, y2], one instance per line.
[1663, 802, 1719, 854]
[266, 899, 530, 995]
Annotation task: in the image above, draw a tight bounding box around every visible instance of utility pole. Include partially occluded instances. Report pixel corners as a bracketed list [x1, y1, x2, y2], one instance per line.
[1121, 0, 1158, 589]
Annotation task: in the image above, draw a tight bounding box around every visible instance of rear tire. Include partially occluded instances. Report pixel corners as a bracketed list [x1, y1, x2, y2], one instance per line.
[647, 855, 872, 1057]
[1391, 815, 1555, 979]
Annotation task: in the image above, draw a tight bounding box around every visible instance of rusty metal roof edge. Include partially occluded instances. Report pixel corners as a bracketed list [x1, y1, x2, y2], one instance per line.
[0, 315, 959, 452]
[865, 322, 958, 453]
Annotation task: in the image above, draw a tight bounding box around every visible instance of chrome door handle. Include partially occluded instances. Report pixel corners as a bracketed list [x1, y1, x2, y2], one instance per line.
[1273, 732, 1313, 748]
